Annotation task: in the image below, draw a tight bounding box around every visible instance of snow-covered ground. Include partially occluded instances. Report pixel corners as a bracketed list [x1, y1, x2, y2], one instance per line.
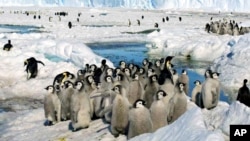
[0, 6, 250, 141]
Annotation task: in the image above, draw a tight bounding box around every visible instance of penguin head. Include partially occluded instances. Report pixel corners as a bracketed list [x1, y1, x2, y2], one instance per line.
[155, 60, 161, 67]
[112, 85, 122, 94]
[86, 75, 94, 84]
[77, 69, 85, 76]
[101, 59, 106, 65]
[139, 68, 145, 74]
[24, 59, 28, 66]
[129, 63, 134, 69]
[54, 85, 61, 92]
[133, 99, 146, 108]
[194, 80, 201, 86]
[105, 75, 113, 83]
[90, 64, 97, 71]
[119, 61, 126, 69]
[156, 90, 167, 100]
[178, 83, 185, 92]
[150, 75, 158, 83]
[172, 69, 177, 75]
[45, 85, 54, 93]
[147, 68, 155, 77]
[114, 68, 121, 75]
[243, 79, 248, 85]
[75, 81, 83, 90]
[182, 69, 187, 75]
[142, 58, 148, 66]
[132, 73, 139, 80]
[204, 69, 212, 78]
[64, 81, 74, 89]
[124, 68, 131, 76]
[106, 68, 113, 76]
[212, 72, 220, 79]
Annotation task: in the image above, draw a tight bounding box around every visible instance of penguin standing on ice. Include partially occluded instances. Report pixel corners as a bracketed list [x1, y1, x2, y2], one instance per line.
[191, 80, 203, 108]
[237, 79, 250, 107]
[24, 57, 45, 80]
[3, 40, 13, 51]
[127, 99, 153, 139]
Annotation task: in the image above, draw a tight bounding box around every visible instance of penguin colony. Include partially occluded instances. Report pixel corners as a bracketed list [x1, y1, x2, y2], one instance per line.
[205, 18, 250, 35]
[43, 56, 225, 139]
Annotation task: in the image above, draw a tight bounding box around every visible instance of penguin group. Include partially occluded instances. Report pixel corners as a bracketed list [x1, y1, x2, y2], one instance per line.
[43, 56, 222, 139]
[205, 18, 250, 35]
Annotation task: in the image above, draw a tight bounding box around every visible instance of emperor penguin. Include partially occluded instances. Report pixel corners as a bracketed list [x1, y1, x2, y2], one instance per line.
[76, 69, 86, 81]
[237, 79, 250, 107]
[60, 80, 75, 121]
[158, 56, 174, 85]
[142, 58, 150, 72]
[144, 75, 159, 108]
[191, 80, 204, 108]
[53, 71, 75, 86]
[110, 84, 130, 137]
[150, 90, 168, 132]
[119, 61, 127, 71]
[70, 81, 92, 131]
[168, 83, 187, 123]
[127, 99, 153, 139]
[24, 57, 45, 80]
[201, 72, 220, 110]
[3, 39, 13, 51]
[127, 73, 144, 105]
[178, 69, 189, 96]
[44, 85, 61, 126]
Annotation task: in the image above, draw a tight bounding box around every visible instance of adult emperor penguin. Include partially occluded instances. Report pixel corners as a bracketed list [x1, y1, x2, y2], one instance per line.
[44, 85, 61, 126]
[53, 71, 75, 86]
[3, 40, 13, 51]
[191, 80, 204, 108]
[168, 83, 187, 123]
[201, 72, 220, 110]
[178, 69, 189, 96]
[237, 79, 250, 107]
[70, 81, 92, 131]
[127, 99, 153, 139]
[144, 74, 159, 108]
[158, 56, 174, 85]
[150, 90, 168, 132]
[110, 84, 130, 137]
[24, 57, 45, 80]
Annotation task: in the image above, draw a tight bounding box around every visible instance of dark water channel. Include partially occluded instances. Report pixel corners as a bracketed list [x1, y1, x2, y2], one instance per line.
[0, 24, 44, 34]
[89, 41, 229, 102]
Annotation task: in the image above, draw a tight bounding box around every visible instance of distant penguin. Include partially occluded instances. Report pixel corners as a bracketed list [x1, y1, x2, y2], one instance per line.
[154, 23, 159, 28]
[166, 16, 169, 21]
[237, 79, 250, 107]
[44, 85, 61, 126]
[141, 15, 144, 19]
[179, 17, 182, 22]
[24, 57, 45, 80]
[127, 99, 153, 139]
[110, 84, 130, 137]
[162, 18, 165, 23]
[128, 19, 131, 27]
[137, 19, 140, 26]
[33, 15, 36, 19]
[68, 21, 72, 29]
[150, 90, 168, 132]
[3, 40, 13, 51]
[201, 72, 220, 110]
[168, 83, 187, 123]
[178, 69, 189, 96]
[70, 81, 92, 131]
[191, 80, 204, 108]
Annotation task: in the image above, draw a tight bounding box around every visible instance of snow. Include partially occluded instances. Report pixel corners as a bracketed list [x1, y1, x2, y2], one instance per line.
[0, 6, 250, 141]
[1, 0, 250, 12]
